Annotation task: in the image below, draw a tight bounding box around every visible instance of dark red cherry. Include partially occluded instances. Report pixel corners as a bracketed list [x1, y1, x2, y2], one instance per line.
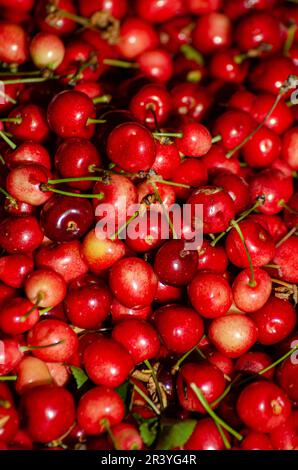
[241, 431, 273, 450]
[40, 195, 94, 242]
[0, 296, 39, 335]
[22, 384, 75, 443]
[249, 56, 295, 95]
[177, 361, 226, 413]
[47, 90, 96, 139]
[129, 84, 171, 129]
[213, 110, 255, 151]
[77, 386, 125, 436]
[154, 240, 198, 287]
[237, 381, 291, 433]
[249, 169, 293, 215]
[273, 236, 298, 284]
[0, 254, 33, 288]
[284, 193, 298, 228]
[235, 12, 282, 55]
[83, 337, 134, 388]
[0, 216, 43, 254]
[197, 239, 228, 274]
[277, 359, 298, 403]
[5, 104, 49, 143]
[235, 351, 274, 380]
[188, 271, 233, 319]
[154, 304, 204, 354]
[213, 173, 249, 213]
[192, 12, 232, 55]
[185, 417, 230, 450]
[202, 144, 240, 178]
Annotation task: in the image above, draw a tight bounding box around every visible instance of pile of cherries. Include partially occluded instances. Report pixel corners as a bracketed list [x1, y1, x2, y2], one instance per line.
[0, 0, 298, 452]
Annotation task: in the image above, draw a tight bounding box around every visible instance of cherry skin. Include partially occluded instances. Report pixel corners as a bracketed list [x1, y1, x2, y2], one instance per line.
[232, 267, 272, 312]
[78, 0, 127, 18]
[116, 17, 159, 59]
[197, 240, 228, 274]
[137, 180, 176, 211]
[249, 56, 296, 96]
[136, 0, 183, 23]
[47, 90, 96, 139]
[241, 431, 273, 450]
[6, 141, 51, 169]
[248, 213, 287, 243]
[212, 173, 249, 213]
[30, 32, 65, 70]
[277, 359, 298, 403]
[64, 284, 112, 330]
[171, 82, 212, 122]
[185, 417, 230, 450]
[0, 254, 33, 288]
[0, 338, 23, 376]
[22, 384, 75, 443]
[284, 193, 298, 228]
[6, 163, 52, 206]
[242, 127, 281, 168]
[250, 93, 293, 135]
[154, 279, 182, 304]
[272, 236, 298, 284]
[0, 22, 29, 64]
[0, 404, 19, 443]
[24, 268, 67, 308]
[36, 240, 88, 283]
[154, 240, 198, 287]
[110, 298, 152, 323]
[15, 356, 53, 395]
[188, 271, 233, 319]
[235, 12, 282, 55]
[109, 257, 157, 308]
[27, 319, 79, 363]
[129, 84, 171, 130]
[209, 48, 249, 83]
[192, 12, 232, 55]
[40, 195, 94, 242]
[83, 337, 134, 388]
[250, 297, 296, 345]
[109, 423, 143, 451]
[235, 351, 275, 380]
[202, 144, 240, 178]
[282, 127, 298, 170]
[0, 216, 43, 254]
[112, 319, 160, 364]
[82, 231, 126, 274]
[270, 415, 298, 450]
[225, 220, 276, 268]
[213, 109, 255, 151]
[171, 158, 208, 200]
[107, 122, 156, 173]
[151, 140, 181, 180]
[137, 48, 173, 83]
[0, 297, 39, 335]
[153, 304, 204, 354]
[177, 361, 226, 413]
[209, 314, 258, 358]
[6, 104, 49, 143]
[77, 386, 125, 436]
[188, 186, 235, 234]
[237, 381, 292, 433]
[175, 122, 212, 158]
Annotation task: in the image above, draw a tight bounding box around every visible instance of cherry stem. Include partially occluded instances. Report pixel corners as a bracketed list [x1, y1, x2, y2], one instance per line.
[230, 220, 256, 287]
[0, 375, 17, 381]
[210, 380, 235, 408]
[258, 343, 298, 376]
[0, 77, 56, 85]
[226, 77, 293, 158]
[153, 132, 183, 138]
[152, 178, 191, 189]
[214, 421, 231, 450]
[144, 359, 165, 412]
[0, 70, 41, 77]
[39, 306, 54, 316]
[147, 106, 161, 133]
[0, 117, 22, 124]
[212, 134, 222, 143]
[180, 44, 205, 66]
[110, 210, 140, 241]
[278, 199, 298, 215]
[92, 94, 112, 104]
[101, 419, 118, 450]
[86, 117, 107, 125]
[20, 292, 44, 322]
[276, 226, 297, 248]
[171, 334, 206, 374]
[190, 383, 243, 441]
[233, 44, 271, 64]
[271, 278, 294, 289]
[264, 264, 280, 269]
[0, 154, 5, 165]
[103, 58, 139, 69]
[0, 187, 17, 206]
[151, 180, 178, 239]
[47, 8, 89, 27]
[130, 381, 160, 416]
[0, 90, 16, 105]
[284, 22, 297, 56]
[48, 176, 104, 185]
[20, 340, 65, 353]
[44, 185, 104, 200]
[0, 130, 17, 149]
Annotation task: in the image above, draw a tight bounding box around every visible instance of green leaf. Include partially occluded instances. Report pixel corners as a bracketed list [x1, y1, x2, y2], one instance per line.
[156, 419, 197, 450]
[139, 418, 159, 447]
[70, 366, 88, 389]
[115, 381, 130, 402]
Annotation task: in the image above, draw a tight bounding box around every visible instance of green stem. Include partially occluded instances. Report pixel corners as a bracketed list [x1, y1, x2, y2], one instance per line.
[92, 94, 112, 104]
[20, 292, 44, 322]
[153, 179, 190, 189]
[20, 340, 65, 353]
[284, 23, 297, 56]
[276, 226, 297, 248]
[48, 176, 103, 184]
[258, 343, 298, 376]
[47, 8, 89, 27]
[151, 181, 178, 239]
[0, 70, 41, 77]
[180, 44, 204, 66]
[230, 220, 256, 287]
[45, 186, 104, 200]
[0, 90, 16, 104]
[214, 421, 231, 450]
[171, 335, 206, 374]
[144, 360, 165, 412]
[0, 130, 17, 149]
[0, 154, 5, 165]
[86, 117, 107, 125]
[190, 383, 243, 441]
[212, 134, 222, 143]
[101, 419, 118, 450]
[153, 132, 183, 138]
[130, 382, 160, 416]
[39, 306, 54, 316]
[271, 278, 294, 289]
[0, 77, 55, 85]
[110, 210, 140, 241]
[0, 187, 17, 206]
[264, 264, 280, 269]
[103, 58, 139, 69]
[0, 117, 22, 124]
[0, 375, 17, 381]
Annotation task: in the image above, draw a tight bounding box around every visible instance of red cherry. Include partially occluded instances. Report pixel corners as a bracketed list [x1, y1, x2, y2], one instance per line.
[6, 163, 52, 206]
[109, 423, 143, 451]
[213, 173, 249, 213]
[82, 231, 126, 274]
[154, 279, 182, 304]
[154, 304, 204, 354]
[6, 104, 49, 143]
[110, 298, 152, 323]
[213, 110, 255, 151]
[78, 0, 127, 18]
[197, 240, 228, 274]
[171, 82, 212, 121]
[22, 384, 75, 443]
[77, 386, 125, 435]
[107, 122, 156, 173]
[175, 122, 212, 158]
[192, 12, 232, 55]
[0, 296, 39, 335]
[15, 356, 53, 394]
[242, 127, 281, 168]
[250, 297, 296, 345]
[237, 381, 291, 433]
[25, 268, 67, 308]
[83, 336, 134, 388]
[185, 417, 230, 450]
[137, 49, 173, 83]
[232, 268, 272, 312]
[235, 12, 282, 55]
[129, 84, 171, 130]
[27, 319, 78, 363]
[109, 257, 157, 308]
[177, 361, 226, 413]
[284, 193, 298, 228]
[202, 144, 240, 177]
[0, 404, 19, 443]
[250, 93, 293, 135]
[136, 0, 184, 23]
[277, 359, 298, 403]
[270, 415, 298, 450]
[0, 254, 33, 288]
[171, 158, 208, 200]
[273, 236, 298, 283]
[282, 127, 298, 170]
[209, 314, 258, 358]
[6, 141, 51, 169]
[188, 271, 233, 319]
[36, 0, 77, 36]
[0, 216, 43, 254]
[248, 213, 287, 243]
[249, 56, 295, 95]
[0, 22, 29, 64]
[117, 18, 159, 59]
[154, 240, 198, 287]
[186, 0, 222, 14]
[209, 48, 249, 83]
[235, 351, 274, 380]
[241, 431, 273, 450]
[0, 338, 23, 376]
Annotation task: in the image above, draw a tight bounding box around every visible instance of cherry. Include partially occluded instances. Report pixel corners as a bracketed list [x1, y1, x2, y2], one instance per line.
[0, 403, 19, 443]
[197, 240, 228, 274]
[154, 304, 204, 354]
[209, 314, 258, 358]
[0, 282, 17, 307]
[35, 0, 77, 36]
[77, 386, 125, 436]
[0, 0, 34, 11]
[47, 90, 96, 139]
[154, 240, 198, 287]
[188, 186, 235, 234]
[0, 296, 39, 335]
[213, 110, 255, 151]
[175, 122, 212, 157]
[225, 220, 276, 268]
[232, 267, 272, 312]
[27, 319, 78, 363]
[177, 361, 226, 413]
[235, 12, 282, 55]
[22, 384, 75, 443]
[109, 257, 157, 308]
[6, 141, 51, 169]
[171, 82, 212, 122]
[82, 230, 126, 274]
[64, 283, 111, 329]
[0, 254, 33, 288]
[0, 23, 29, 64]
[25, 268, 67, 308]
[185, 417, 230, 450]
[248, 213, 287, 243]
[270, 415, 298, 450]
[55, 137, 101, 190]
[116, 18, 159, 59]
[250, 297, 296, 345]
[212, 173, 249, 214]
[273, 236, 298, 283]
[40, 195, 94, 242]
[5, 104, 49, 143]
[192, 12, 232, 55]
[15, 356, 52, 394]
[242, 127, 281, 168]
[228, 89, 256, 113]
[112, 319, 160, 364]
[137, 180, 176, 211]
[0, 338, 23, 376]
[188, 271, 233, 319]
[109, 423, 143, 451]
[107, 122, 156, 173]
[170, 158, 207, 200]
[282, 127, 298, 170]
[284, 193, 298, 228]
[235, 351, 274, 380]
[78, 0, 127, 19]
[250, 93, 293, 135]
[154, 279, 182, 304]
[277, 359, 298, 403]
[6, 163, 52, 206]
[202, 144, 240, 177]
[249, 56, 296, 95]
[110, 299, 151, 323]
[0, 216, 43, 254]
[136, 0, 184, 23]
[36, 240, 88, 283]
[237, 381, 291, 433]
[30, 32, 65, 70]
[83, 336, 134, 388]
[209, 48, 249, 83]
[241, 431, 273, 450]
[129, 84, 171, 130]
